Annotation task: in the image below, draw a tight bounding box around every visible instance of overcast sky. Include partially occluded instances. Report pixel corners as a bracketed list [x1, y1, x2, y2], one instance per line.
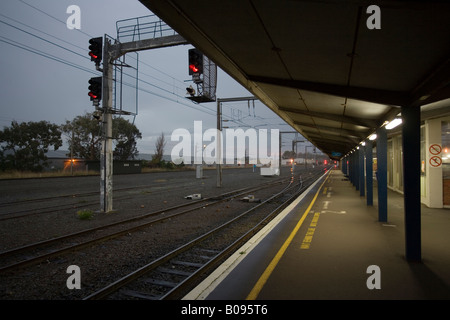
[0, 0, 306, 156]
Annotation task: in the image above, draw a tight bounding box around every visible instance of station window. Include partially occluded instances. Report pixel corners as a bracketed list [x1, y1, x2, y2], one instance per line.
[420, 125, 426, 198]
[442, 121, 450, 206]
[387, 135, 403, 192]
[388, 140, 393, 187]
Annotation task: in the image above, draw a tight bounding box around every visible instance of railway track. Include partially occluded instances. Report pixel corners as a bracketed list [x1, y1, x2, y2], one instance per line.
[0, 167, 330, 299]
[84, 169, 328, 300]
[0, 175, 289, 274]
[0, 180, 204, 221]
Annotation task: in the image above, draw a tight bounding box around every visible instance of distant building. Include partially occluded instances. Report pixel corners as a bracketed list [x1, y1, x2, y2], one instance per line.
[45, 150, 87, 173]
[45, 150, 141, 174]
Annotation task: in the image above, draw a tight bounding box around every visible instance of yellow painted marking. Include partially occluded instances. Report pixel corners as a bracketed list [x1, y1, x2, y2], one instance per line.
[310, 212, 320, 227]
[301, 213, 321, 249]
[323, 187, 327, 195]
[305, 228, 315, 237]
[246, 173, 330, 300]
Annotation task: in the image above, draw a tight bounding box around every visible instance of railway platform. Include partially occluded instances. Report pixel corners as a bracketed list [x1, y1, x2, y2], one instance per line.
[184, 168, 450, 300]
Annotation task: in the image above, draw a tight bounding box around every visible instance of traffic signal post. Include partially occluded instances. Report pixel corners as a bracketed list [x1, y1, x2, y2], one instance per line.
[90, 29, 187, 213]
[90, 15, 216, 212]
[100, 36, 114, 213]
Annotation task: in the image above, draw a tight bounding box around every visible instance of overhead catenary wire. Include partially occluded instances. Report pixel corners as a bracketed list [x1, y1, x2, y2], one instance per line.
[0, 36, 100, 76]
[0, 22, 215, 118]
[3, 1, 291, 131]
[5, 2, 229, 119]
[16, 0, 94, 38]
[0, 36, 215, 120]
[14, 0, 189, 94]
[0, 13, 89, 55]
[0, 33, 284, 130]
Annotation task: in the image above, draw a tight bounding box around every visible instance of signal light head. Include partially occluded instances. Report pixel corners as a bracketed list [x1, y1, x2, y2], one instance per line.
[188, 48, 203, 75]
[88, 37, 103, 63]
[88, 77, 102, 102]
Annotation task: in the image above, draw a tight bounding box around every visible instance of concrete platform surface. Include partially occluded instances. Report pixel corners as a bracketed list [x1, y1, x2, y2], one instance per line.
[185, 169, 450, 300]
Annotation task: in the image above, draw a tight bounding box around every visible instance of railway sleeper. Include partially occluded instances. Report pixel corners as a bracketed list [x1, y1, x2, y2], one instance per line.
[184, 251, 216, 261]
[157, 267, 191, 277]
[143, 278, 178, 288]
[119, 289, 159, 300]
[196, 248, 220, 255]
[171, 260, 204, 268]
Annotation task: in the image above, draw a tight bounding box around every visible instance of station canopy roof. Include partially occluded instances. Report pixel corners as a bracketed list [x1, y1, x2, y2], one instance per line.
[139, 0, 450, 160]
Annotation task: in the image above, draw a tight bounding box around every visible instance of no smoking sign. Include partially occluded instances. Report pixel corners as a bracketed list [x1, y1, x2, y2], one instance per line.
[429, 144, 442, 155]
[430, 156, 442, 167]
[428, 144, 442, 167]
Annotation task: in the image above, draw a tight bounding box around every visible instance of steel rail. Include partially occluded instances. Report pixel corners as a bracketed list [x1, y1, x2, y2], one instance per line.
[0, 176, 288, 273]
[83, 170, 326, 300]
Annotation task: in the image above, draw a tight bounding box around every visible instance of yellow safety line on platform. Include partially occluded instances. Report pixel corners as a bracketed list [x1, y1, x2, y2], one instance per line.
[300, 212, 321, 249]
[246, 171, 331, 300]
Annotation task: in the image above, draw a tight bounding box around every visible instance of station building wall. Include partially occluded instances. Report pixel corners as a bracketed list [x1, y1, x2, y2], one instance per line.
[384, 116, 450, 208]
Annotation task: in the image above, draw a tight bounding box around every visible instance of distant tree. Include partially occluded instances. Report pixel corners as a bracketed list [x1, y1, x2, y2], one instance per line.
[62, 112, 142, 161]
[0, 120, 62, 172]
[62, 113, 102, 161]
[151, 132, 166, 166]
[112, 117, 142, 161]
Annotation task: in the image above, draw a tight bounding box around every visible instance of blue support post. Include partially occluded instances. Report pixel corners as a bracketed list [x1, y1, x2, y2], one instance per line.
[376, 127, 387, 222]
[355, 151, 358, 185]
[348, 154, 351, 181]
[352, 152, 356, 186]
[349, 153, 354, 184]
[402, 106, 421, 262]
[359, 147, 365, 196]
[346, 157, 350, 178]
[346, 157, 349, 176]
[342, 156, 347, 175]
[348, 158, 350, 178]
[365, 140, 373, 206]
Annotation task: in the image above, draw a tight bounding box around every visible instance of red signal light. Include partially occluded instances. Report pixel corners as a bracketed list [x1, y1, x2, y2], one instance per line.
[189, 64, 199, 73]
[88, 92, 98, 99]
